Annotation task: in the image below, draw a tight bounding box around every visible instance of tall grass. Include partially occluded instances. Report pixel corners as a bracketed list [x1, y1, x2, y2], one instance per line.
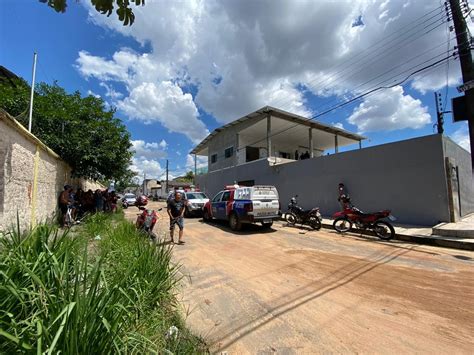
[0, 213, 207, 353]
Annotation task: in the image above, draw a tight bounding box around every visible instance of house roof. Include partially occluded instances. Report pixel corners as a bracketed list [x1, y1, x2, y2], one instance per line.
[190, 106, 366, 155]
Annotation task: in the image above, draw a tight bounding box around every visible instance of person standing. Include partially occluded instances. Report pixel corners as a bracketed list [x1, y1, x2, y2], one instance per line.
[58, 185, 72, 227]
[167, 191, 186, 244]
[337, 183, 351, 210]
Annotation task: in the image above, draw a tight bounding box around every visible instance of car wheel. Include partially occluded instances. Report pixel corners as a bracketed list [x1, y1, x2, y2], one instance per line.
[203, 209, 211, 222]
[184, 207, 191, 218]
[261, 221, 273, 229]
[229, 213, 242, 231]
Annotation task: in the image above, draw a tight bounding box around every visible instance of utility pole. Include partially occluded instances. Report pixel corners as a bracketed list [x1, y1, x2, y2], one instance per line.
[165, 159, 169, 194]
[194, 153, 197, 185]
[434, 92, 445, 134]
[449, 0, 474, 167]
[143, 172, 146, 195]
[28, 52, 37, 132]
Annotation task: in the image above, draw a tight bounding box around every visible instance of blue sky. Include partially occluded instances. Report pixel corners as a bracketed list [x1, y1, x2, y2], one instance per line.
[0, 0, 471, 179]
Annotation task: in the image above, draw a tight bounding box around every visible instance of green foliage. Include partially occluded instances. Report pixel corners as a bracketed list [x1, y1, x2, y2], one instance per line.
[0, 214, 208, 353]
[176, 171, 194, 183]
[0, 79, 133, 181]
[39, 0, 145, 26]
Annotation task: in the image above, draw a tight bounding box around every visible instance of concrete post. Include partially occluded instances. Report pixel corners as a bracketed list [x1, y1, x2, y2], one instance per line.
[335, 134, 339, 153]
[359, 140, 362, 149]
[266, 113, 272, 158]
[235, 133, 239, 166]
[309, 128, 314, 158]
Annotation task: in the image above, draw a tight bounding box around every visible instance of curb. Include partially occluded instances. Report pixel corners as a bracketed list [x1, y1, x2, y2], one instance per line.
[319, 222, 474, 251]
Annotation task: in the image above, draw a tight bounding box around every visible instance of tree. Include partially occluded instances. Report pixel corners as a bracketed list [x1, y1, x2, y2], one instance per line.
[176, 171, 194, 183]
[0, 78, 133, 182]
[38, 0, 145, 26]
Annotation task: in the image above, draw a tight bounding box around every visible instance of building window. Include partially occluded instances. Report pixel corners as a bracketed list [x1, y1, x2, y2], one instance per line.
[225, 146, 234, 159]
[211, 154, 217, 164]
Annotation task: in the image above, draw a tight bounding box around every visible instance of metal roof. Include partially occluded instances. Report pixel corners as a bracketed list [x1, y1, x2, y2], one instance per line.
[190, 106, 366, 155]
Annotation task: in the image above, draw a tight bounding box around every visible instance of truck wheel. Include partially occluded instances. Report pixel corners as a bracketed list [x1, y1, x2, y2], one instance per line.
[229, 213, 242, 231]
[261, 221, 273, 229]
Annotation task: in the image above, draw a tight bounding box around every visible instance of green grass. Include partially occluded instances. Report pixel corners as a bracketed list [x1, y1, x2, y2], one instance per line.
[0, 213, 207, 354]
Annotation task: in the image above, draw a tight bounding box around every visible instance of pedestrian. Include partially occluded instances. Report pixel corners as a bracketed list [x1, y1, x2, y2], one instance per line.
[58, 185, 73, 227]
[94, 189, 104, 212]
[337, 183, 351, 210]
[295, 150, 299, 160]
[167, 191, 186, 244]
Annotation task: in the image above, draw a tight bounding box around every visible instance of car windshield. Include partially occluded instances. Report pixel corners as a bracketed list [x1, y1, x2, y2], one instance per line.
[124, 194, 135, 199]
[186, 193, 207, 200]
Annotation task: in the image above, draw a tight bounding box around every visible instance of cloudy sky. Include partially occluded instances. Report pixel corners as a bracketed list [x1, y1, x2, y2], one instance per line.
[1, 0, 472, 179]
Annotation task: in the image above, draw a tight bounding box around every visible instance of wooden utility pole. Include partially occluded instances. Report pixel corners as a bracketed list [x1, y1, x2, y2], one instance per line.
[449, 0, 474, 166]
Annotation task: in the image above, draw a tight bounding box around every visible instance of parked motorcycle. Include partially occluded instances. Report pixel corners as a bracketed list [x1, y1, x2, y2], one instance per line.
[286, 195, 322, 230]
[136, 206, 162, 240]
[332, 204, 396, 240]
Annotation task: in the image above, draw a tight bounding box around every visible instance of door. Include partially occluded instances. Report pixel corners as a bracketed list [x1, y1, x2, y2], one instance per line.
[216, 191, 231, 220]
[211, 191, 224, 218]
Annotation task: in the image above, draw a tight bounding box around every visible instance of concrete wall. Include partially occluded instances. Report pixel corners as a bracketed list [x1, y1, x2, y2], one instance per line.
[442, 136, 474, 217]
[0, 111, 103, 231]
[196, 134, 472, 226]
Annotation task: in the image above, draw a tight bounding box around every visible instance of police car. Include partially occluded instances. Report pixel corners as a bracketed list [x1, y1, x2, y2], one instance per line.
[202, 185, 280, 231]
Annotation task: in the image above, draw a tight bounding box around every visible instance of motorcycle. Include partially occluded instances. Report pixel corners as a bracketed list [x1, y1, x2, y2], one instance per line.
[286, 195, 322, 230]
[332, 202, 396, 240]
[136, 206, 162, 240]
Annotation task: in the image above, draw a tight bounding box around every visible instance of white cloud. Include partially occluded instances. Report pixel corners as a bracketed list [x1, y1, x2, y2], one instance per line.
[347, 86, 431, 132]
[159, 139, 168, 149]
[86, 90, 100, 98]
[186, 154, 208, 170]
[331, 122, 345, 129]
[450, 125, 471, 152]
[77, 0, 466, 140]
[130, 157, 164, 180]
[131, 139, 167, 160]
[118, 81, 209, 143]
[100, 82, 123, 99]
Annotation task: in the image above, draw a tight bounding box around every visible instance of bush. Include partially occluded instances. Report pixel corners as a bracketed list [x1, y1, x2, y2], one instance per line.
[0, 215, 207, 353]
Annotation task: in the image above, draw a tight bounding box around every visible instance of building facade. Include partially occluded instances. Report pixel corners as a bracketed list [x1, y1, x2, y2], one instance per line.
[191, 106, 365, 173]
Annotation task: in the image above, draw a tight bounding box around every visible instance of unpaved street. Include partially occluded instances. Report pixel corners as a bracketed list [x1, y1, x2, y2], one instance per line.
[125, 202, 474, 354]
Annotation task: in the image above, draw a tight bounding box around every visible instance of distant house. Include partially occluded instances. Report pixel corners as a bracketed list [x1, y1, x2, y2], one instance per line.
[191, 106, 365, 173]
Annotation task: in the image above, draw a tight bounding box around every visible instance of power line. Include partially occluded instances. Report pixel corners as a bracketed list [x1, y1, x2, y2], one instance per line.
[265, 5, 449, 112]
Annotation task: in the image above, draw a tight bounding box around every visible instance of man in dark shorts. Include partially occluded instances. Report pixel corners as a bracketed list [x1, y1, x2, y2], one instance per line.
[58, 185, 72, 226]
[167, 191, 186, 244]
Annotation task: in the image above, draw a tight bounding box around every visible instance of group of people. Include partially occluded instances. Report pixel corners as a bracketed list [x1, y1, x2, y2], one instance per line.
[295, 150, 311, 160]
[58, 185, 119, 226]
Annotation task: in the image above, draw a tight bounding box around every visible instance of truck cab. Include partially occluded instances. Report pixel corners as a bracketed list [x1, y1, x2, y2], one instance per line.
[203, 185, 280, 231]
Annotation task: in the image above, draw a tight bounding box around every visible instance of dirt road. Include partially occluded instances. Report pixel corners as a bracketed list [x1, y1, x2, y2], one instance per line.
[125, 202, 474, 354]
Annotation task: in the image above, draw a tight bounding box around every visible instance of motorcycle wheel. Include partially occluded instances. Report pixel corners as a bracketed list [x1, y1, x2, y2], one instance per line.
[309, 216, 321, 230]
[373, 221, 395, 240]
[333, 217, 352, 233]
[122, 203, 128, 209]
[286, 213, 297, 226]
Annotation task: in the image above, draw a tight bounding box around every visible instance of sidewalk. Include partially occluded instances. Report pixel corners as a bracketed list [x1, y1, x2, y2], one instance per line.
[319, 215, 474, 251]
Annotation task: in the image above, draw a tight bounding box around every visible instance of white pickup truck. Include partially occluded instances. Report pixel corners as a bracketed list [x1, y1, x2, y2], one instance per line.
[203, 185, 280, 230]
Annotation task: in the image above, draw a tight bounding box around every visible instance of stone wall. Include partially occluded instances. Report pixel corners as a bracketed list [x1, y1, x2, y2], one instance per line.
[0, 111, 103, 231]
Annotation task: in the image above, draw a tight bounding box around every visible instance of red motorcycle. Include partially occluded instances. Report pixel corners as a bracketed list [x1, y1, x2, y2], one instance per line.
[332, 206, 396, 240]
[136, 206, 162, 240]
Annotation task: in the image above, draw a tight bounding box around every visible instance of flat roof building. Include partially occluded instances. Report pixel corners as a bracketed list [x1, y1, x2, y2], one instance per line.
[191, 106, 365, 173]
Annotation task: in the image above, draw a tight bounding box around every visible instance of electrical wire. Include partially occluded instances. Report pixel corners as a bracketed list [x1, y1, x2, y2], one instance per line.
[264, 5, 449, 112]
[199, 52, 460, 163]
